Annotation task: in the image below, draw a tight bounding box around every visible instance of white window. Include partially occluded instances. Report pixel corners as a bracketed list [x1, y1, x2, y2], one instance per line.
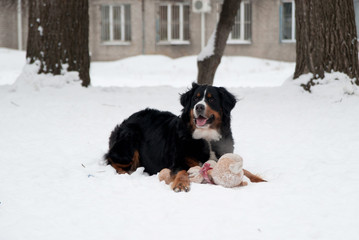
[158, 3, 190, 44]
[101, 5, 131, 44]
[280, 0, 295, 42]
[228, 1, 252, 43]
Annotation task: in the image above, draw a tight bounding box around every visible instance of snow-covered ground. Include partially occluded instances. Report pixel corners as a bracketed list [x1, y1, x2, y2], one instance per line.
[1, 48, 359, 240]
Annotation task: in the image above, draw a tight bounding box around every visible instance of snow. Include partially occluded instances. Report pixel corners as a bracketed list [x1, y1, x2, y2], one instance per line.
[90, 54, 294, 88]
[1, 47, 359, 240]
[11, 60, 81, 91]
[292, 71, 359, 96]
[38, 26, 43, 36]
[198, 29, 216, 61]
[0, 48, 27, 85]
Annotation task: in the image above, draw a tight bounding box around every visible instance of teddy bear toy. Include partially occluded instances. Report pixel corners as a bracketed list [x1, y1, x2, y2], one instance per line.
[187, 153, 248, 188]
[159, 153, 248, 188]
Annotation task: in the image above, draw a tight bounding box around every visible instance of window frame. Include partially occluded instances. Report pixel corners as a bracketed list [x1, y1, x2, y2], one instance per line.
[280, 0, 296, 43]
[157, 2, 190, 45]
[227, 0, 252, 45]
[101, 4, 131, 45]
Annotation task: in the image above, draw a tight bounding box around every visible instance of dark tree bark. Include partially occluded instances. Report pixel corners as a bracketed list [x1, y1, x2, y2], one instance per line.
[294, 0, 359, 91]
[26, 0, 90, 87]
[197, 0, 241, 86]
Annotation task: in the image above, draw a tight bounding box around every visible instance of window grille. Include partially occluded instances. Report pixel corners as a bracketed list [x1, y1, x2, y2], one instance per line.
[280, 0, 295, 42]
[228, 1, 252, 43]
[101, 4, 131, 43]
[159, 3, 190, 43]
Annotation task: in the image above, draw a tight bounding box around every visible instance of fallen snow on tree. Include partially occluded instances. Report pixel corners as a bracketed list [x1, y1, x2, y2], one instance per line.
[197, 29, 216, 61]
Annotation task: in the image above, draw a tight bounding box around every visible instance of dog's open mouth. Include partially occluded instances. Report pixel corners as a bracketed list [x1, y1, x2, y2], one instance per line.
[195, 114, 214, 127]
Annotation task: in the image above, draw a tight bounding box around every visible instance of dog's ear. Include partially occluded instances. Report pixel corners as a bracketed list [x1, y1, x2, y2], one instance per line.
[191, 82, 199, 89]
[218, 87, 237, 115]
[180, 82, 199, 108]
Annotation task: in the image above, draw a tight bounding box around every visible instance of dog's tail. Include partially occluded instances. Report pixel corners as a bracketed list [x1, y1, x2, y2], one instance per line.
[243, 169, 267, 182]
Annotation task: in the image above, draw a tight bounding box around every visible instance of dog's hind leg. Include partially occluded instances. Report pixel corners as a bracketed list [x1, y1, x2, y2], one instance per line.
[104, 124, 141, 174]
[243, 169, 267, 182]
[107, 149, 140, 174]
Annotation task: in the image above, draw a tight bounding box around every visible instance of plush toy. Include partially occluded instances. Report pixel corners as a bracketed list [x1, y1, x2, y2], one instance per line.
[188, 153, 248, 188]
[159, 153, 248, 188]
[158, 168, 172, 185]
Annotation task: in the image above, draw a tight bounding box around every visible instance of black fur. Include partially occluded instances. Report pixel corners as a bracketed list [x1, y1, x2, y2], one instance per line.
[104, 83, 237, 175]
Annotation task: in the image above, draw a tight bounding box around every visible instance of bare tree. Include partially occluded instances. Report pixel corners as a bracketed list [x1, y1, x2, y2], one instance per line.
[197, 0, 241, 86]
[26, 0, 90, 87]
[294, 0, 359, 91]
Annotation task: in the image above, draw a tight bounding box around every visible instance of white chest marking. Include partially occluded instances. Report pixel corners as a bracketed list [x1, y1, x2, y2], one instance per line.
[192, 128, 222, 142]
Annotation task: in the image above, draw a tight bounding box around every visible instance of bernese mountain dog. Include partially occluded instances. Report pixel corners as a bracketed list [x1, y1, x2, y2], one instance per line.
[104, 83, 264, 192]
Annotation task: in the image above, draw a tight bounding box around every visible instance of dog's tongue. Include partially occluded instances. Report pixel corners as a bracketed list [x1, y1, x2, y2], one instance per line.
[196, 117, 207, 126]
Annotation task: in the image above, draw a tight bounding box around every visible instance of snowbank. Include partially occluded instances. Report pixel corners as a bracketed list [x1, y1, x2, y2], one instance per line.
[290, 72, 359, 97]
[12, 61, 82, 91]
[91, 55, 294, 88]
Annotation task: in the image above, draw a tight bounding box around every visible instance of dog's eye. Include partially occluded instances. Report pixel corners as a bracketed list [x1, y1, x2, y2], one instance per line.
[193, 96, 200, 102]
[208, 97, 215, 103]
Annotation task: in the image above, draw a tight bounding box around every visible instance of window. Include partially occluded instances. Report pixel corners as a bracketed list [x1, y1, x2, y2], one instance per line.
[228, 1, 252, 43]
[101, 5, 131, 43]
[158, 3, 190, 44]
[280, 0, 295, 42]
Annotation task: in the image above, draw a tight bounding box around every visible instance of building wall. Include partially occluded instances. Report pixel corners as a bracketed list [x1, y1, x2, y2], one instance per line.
[223, 0, 296, 61]
[146, 0, 202, 58]
[89, 0, 204, 60]
[89, 0, 143, 61]
[0, 2, 28, 50]
[0, 4, 17, 49]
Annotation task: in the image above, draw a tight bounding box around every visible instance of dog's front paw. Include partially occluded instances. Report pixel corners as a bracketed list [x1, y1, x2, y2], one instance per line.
[171, 170, 190, 192]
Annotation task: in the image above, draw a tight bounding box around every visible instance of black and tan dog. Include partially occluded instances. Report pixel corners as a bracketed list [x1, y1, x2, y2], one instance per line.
[104, 83, 264, 192]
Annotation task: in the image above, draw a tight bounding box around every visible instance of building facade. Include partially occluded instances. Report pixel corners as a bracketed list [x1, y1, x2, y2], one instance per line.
[89, 0, 297, 61]
[1, 0, 302, 62]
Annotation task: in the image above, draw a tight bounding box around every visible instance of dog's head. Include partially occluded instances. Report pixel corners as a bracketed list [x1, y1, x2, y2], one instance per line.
[180, 83, 236, 141]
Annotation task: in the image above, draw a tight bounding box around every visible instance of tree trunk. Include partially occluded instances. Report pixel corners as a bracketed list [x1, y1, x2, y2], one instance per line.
[197, 0, 241, 86]
[294, 0, 359, 91]
[26, 0, 90, 87]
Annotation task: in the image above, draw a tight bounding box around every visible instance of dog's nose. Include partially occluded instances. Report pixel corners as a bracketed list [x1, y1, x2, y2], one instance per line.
[195, 104, 205, 112]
